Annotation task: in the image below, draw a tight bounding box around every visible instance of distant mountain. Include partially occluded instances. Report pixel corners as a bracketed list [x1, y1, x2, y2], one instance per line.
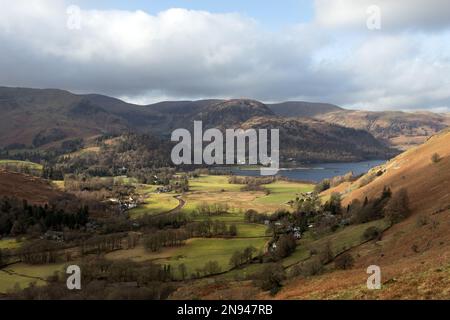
[268, 101, 343, 118]
[316, 110, 450, 150]
[0, 86, 447, 163]
[241, 117, 396, 163]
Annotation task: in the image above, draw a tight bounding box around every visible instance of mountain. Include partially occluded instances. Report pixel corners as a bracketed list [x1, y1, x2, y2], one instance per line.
[241, 117, 396, 162]
[275, 129, 450, 299]
[0, 87, 164, 148]
[0, 86, 447, 163]
[268, 101, 343, 118]
[316, 110, 450, 150]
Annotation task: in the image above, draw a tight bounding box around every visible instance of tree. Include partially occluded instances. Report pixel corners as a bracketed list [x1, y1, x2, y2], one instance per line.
[323, 192, 342, 215]
[229, 251, 244, 268]
[314, 179, 331, 193]
[319, 241, 334, 264]
[178, 263, 187, 280]
[384, 188, 411, 225]
[228, 224, 238, 236]
[362, 226, 382, 241]
[203, 260, 221, 275]
[334, 253, 354, 270]
[243, 246, 257, 262]
[273, 234, 297, 260]
[256, 263, 286, 295]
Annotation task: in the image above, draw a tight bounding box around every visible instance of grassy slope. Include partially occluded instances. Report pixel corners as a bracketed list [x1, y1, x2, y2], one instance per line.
[271, 129, 450, 299]
[0, 160, 43, 170]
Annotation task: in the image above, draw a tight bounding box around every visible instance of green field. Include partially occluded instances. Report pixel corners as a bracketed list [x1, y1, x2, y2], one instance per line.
[0, 263, 65, 294]
[0, 160, 43, 172]
[0, 238, 22, 250]
[129, 191, 180, 218]
[234, 223, 268, 237]
[189, 175, 241, 192]
[157, 237, 267, 278]
[182, 175, 314, 215]
[256, 181, 314, 205]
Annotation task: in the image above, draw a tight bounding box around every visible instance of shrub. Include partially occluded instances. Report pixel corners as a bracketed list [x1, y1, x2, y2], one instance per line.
[291, 257, 324, 277]
[362, 226, 382, 241]
[203, 261, 221, 275]
[255, 263, 286, 295]
[334, 253, 355, 270]
[431, 153, 441, 163]
[384, 188, 411, 225]
[318, 241, 334, 264]
[314, 179, 331, 193]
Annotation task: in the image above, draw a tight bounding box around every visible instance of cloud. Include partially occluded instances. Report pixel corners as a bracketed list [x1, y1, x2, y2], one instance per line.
[0, 0, 449, 111]
[314, 0, 450, 31]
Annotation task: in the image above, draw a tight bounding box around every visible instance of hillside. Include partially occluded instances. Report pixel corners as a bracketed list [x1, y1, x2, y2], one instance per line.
[0, 169, 69, 205]
[316, 110, 450, 150]
[241, 117, 396, 162]
[273, 129, 450, 299]
[1, 86, 448, 163]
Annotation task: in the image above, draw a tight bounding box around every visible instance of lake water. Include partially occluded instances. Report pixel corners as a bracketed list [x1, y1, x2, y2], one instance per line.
[222, 160, 386, 183]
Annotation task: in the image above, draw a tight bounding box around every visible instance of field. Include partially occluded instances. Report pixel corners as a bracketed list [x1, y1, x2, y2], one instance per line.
[182, 175, 314, 214]
[129, 192, 180, 218]
[0, 263, 65, 294]
[0, 238, 22, 250]
[104, 175, 315, 280]
[0, 160, 43, 175]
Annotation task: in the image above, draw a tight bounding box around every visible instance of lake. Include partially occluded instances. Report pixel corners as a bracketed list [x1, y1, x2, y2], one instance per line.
[221, 160, 386, 183]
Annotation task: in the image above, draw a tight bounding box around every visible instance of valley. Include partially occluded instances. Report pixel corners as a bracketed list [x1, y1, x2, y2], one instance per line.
[0, 87, 449, 300]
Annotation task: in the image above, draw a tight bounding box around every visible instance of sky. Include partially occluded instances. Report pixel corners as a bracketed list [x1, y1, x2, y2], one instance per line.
[0, 0, 450, 111]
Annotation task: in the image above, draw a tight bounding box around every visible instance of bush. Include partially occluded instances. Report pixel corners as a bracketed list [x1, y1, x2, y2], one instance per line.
[334, 253, 354, 270]
[290, 257, 324, 277]
[318, 241, 334, 264]
[384, 188, 411, 225]
[203, 261, 221, 275]
[255, 263, 286, 295]
[314, 179, 331, 193]
[431, 153, 441, 163]
[362, 226, 382, 241]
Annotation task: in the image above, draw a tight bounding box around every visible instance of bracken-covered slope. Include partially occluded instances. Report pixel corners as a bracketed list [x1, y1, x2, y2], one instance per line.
[0, 169, 70, 205]
[316, 110, 450, 150]
[273, 129, 450, 299]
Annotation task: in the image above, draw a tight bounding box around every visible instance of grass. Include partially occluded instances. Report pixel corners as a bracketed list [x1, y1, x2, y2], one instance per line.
[0, 263, 65, 294]
[129, 192, 180, 218]
[182, 176, 314, 215]
[221, 219, 390, 281]
[157, 237, 268, 278]
[0, 238, 22, 250]
[283, 219, 390, 268]
[105, 237, 268, 280]
[256, 181, 314, 206]
[234, 223, 268, 237]
[0, 160, 43, 172]
[189, 175, 241, 192]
